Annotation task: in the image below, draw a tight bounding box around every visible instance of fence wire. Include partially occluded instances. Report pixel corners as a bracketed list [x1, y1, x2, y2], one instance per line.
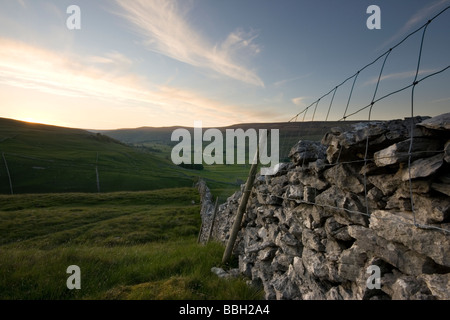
[280, 6, 450, 235]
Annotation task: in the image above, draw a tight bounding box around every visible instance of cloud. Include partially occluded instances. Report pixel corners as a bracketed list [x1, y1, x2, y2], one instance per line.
[87, 51, 134, 68]
[16, 0, 27, 9]
[378, 0, 450, 51]
[363, 69, 438, 86]
[273, 74, 312, 88]
[114, 0, 264, 87]
[0, 37, 270, 127]
[291, 96, 308, 107]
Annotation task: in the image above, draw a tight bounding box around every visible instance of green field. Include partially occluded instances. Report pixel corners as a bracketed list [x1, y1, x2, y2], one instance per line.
[0, 117, 251, 199]
[0, 189, 263, 300]
[0, 117, 361, 300]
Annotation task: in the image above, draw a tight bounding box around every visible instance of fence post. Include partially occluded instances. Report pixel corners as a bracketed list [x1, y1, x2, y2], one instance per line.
[207, 196, 219, 243]
[95, 152, 100, 193]
[2, 152, 13, 195]
[222, 132, 269, 264]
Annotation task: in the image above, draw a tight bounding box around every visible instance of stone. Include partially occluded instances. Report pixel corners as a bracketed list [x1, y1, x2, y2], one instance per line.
[400, 153, 444, 181]
[419, 274, 450, 300]
[417, 112, 450, 131]
[413, 194, 450, 224]
[211, 267, 229, 278]
[288, 169, 329, 190]
[368, 173, 401, 197]
[272, 275, 300, 300]
[370, 210, 450, 267]
[302, 229, 326, 252]
[302, 248, 329, 279]
[324, 217, 350, 241]
[315, 186, 368, 226]
[285, 185, 303, 200]
[382, 273, 433, 300]
[431, 183, 450, 197]
[324, 163, 364, 194]
[338, 244, 367, 281]
[374, 138, 441, 167]
[271, 253, 293, 272]
[289, 140, 326, 166]
[445, 140, 450, 163]
[257, 247, 277, 261]
[348, 225, 442, 275]
[303, 186, 317, 203]
[325, 287, 343, 300]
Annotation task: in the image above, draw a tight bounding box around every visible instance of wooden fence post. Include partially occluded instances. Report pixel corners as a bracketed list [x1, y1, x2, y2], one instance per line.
[222, 131, 269, 264]
[207, 196, 219, 243]
[2, 152, 13, 195]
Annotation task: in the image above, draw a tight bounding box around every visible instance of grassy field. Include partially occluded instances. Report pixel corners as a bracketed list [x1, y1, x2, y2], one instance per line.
[0, 117, 250, 199]
[0, 189, 263, 300]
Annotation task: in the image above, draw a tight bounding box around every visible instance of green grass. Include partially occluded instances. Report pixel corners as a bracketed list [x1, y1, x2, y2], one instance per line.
[0, 189, 263, 300]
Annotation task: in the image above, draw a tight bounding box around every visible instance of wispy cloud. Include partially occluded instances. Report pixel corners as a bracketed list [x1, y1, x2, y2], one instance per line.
[291, 96, 308, 107]
[363, 69, 438, 86]
[378, 0, 450, 51]
[274, 74, 312, 88]
[16, 0, 27, 9]
[114, 0, 264, 87]
[0, 38, 269, 127]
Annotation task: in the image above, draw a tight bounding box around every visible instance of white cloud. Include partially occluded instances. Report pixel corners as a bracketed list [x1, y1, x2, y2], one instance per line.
[114, 0, 264, 87]
[292, 96, 308, 107]
[378, 0, 450, 51]
[0, 38, 270, 127]
[363, 69, 438, 86]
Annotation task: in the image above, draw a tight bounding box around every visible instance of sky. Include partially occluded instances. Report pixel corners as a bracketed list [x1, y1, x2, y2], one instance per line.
[0, 0, 449, 129]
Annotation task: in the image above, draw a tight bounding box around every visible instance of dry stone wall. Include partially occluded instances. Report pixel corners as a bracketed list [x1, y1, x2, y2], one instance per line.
[199, 113, 450, 300]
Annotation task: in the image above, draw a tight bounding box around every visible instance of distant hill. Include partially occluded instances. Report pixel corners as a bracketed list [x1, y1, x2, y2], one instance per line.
[98, 120, 362, 162]
[0, 118, 194, 194]
[0, 117, 363, 196]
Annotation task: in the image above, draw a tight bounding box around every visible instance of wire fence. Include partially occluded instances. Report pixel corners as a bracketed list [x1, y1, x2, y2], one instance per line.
[277, 6, 450, 235]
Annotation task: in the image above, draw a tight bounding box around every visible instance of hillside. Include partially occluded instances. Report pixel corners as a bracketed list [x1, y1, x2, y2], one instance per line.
[0, 118, 194, 194]
[0, 117, 361, 197]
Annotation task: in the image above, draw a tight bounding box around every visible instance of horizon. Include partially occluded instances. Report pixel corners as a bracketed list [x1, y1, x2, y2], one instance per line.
[0, 1, 449, 130]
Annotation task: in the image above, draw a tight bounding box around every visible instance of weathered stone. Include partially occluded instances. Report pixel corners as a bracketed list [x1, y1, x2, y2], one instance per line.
[303, 186, 317, 203]
[302, 248, 328, 279]
[445, 140, 450, 163]
[419, 274, 450, 300]
[324, 217, 352, 241]
[338, 244, 367, 281]
[302, 229, 326, 252]
[349, 225, 443, 275]
[285, 185, 303, 200]
[374, 138, 441, 167]
[368, 173, 401, 196]
[257, 247, 277, 261]
[401, 154, 444, 181]
[288, 169, 329, 190]
[325, 237, 343, 262]
[431, 183, 450, 197]
[385, 189, 412, 211]
[315, 186, 368, 226]
[370, 210, 450, 267]
[289, 140, 326, 165]
[324, 163, 364, 194]
[417, 112, 450, 131]
[325, 287, 343, 300]
[367, 187, 386, 209]
[413, 194, 450, 224]
[272, 275, 300, 300]
[271, 253, 293, 272]
[382, 272, 434, 300]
